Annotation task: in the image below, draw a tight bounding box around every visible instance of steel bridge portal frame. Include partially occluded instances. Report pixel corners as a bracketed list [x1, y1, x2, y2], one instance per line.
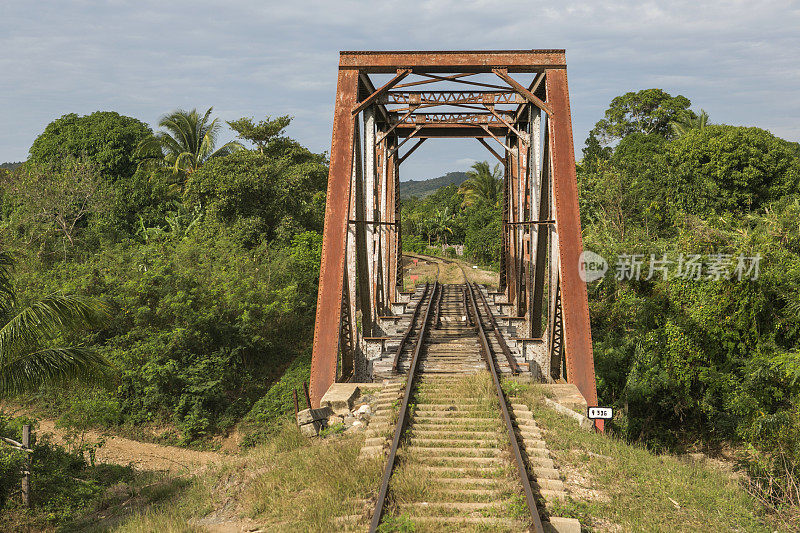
[309, 50, 598, 422]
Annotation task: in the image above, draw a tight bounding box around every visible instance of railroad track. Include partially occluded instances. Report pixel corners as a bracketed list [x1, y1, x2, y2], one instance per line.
[364, 278, 559, 532]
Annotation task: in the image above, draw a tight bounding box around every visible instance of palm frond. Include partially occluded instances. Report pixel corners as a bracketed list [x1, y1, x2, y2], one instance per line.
[134, 136, 165, 160]
[210, 141, 245, 160]
[0, 250, 15, 315]
[0, 347, 113, 396]
[0, 295, 111, 357]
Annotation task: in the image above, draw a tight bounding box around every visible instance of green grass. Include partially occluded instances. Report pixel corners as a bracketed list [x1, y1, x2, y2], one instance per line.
[38, 379, 790, 533]
[519, 384, 781, 532]
[99, 421, 383, 532]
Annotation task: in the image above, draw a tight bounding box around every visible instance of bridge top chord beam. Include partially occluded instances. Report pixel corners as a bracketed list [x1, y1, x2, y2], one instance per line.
[339, 49, 567, 73]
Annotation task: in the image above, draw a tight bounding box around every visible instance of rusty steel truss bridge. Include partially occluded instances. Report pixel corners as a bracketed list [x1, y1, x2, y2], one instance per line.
[309, 50, 598, 418]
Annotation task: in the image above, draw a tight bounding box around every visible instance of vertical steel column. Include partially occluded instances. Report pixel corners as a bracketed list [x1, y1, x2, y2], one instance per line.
[310, 68, 359, 407]
[530, 117, 550, 338]
[516, 134, 527, 318]
[394, 151, 403, 293]
[366, 116, 378, 320]
[545, 68, 598, 409]
[527, 106, 542, 338]
[386, 142, 397, 302]
[380, 136, 392, 312]
[504, 147, 515, 303]
[346, 117, 360, 379]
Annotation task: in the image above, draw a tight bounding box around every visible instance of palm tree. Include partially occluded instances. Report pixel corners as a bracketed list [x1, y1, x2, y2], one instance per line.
[429, 207, 453, 247]
[137, 107, 243, 181]
[670, 109, 710, 138]
[459, 161, 503, 208]
[0, 251, 112, 397]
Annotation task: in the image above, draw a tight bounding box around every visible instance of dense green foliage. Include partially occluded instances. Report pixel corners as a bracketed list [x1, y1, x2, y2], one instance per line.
[591, 88, 694, 143]
[0, 414, 134, 526]
[3, 90, 800, 522]
[401, 163, 502, 267]
[580, 92, 800, 508]
[401, 90, 800, 509]
[227, 115, 292, 154]
[28, 112, 152, 180]
[1, 112, 327, 446]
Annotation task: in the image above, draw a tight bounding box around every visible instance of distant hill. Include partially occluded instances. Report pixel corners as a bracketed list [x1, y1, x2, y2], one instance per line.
[0, 161, 23, 170]
[399, 171, 469, 199]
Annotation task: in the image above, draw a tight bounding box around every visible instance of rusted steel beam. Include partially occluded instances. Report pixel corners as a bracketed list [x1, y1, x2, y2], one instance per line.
[483, 104, 526, 139]
[358, 73, 390, 123]
[303, 381, 312, 409]
[545, 68, 599, 419]
[309, 69, 359, 408]
[383, 90, 522, 105]
[479, 124, 513, 151]
[530, 128, 550, 338]
[476, 138, 506, 165]
[339, 50, 567, 73]
[386, 147, 397, 302]
[391, 112, 512, 124]
[389, 102, 514, 114]
[507, 136, 519, 308]
[416, 72, 511, 91]
[352, 69, 410, 116]
[393, 72, 474, 89]
[394, 117, 507, 127]
[394, 124, 509, 138]
[494, 69, 554, 117]
[377, 107, 418, 143]
[387, 126, 421, 158]
[398, 138, 427, 165]
[515, 72, 546, 122]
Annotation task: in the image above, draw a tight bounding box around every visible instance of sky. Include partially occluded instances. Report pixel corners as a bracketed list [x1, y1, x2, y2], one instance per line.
[1, 1, 799, 181]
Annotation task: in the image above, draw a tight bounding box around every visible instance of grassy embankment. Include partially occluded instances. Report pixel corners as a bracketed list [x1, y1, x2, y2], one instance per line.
[53, 379, 786, 532]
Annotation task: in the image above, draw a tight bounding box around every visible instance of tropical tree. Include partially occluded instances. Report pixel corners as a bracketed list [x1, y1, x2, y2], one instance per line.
[429, 207, 454, 246]
[0, 251, 112, 397]
[592, 88, 694, 143]
[137, 107, 243, 183]
[459, 161, 502, 208]
[28, 111, 152, 181]
[227, 115, 291, 154]
[670, 109, 710, 137]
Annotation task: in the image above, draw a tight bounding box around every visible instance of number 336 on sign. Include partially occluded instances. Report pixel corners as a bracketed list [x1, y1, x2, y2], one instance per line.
[587, 407, 613, 420]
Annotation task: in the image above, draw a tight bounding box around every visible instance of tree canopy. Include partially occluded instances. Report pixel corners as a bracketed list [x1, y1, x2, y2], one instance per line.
[227, 115, 292, 154]
[28, 111, 152, 180]
[664, 125, 800, 214]
[136, 107, 243, 183]
[592, 88, 694, 144]
[459, 161, 502, 208]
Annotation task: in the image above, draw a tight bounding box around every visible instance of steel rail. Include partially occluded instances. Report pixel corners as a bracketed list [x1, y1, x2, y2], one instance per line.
[369, 282, 440, 533]
[465, 282, 545, 533]
[392, 282, 431, 373]
[463, 287, 474, 326]
[474, 284, 521, 374]
[433, 282, 443, 328]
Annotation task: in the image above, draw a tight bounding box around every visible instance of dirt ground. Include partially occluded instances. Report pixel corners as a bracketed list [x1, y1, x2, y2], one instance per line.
[2, 404, 223, 472]
[39, 418, 222, 472]
[402, 252, 499, 290]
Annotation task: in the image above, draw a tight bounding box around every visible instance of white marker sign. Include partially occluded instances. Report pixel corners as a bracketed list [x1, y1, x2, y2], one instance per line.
[587, 407, 613, 420]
